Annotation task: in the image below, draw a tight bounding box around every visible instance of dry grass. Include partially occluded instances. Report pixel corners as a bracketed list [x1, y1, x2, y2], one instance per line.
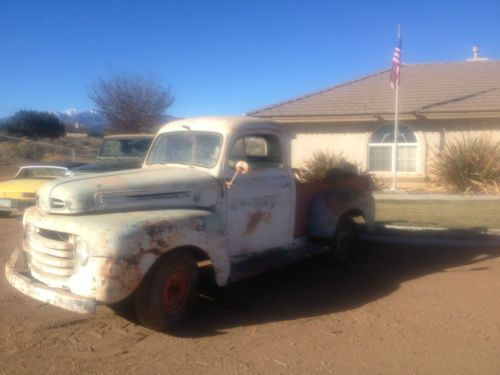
[376, 199, 500, 229]
[0, 135, 101, 163]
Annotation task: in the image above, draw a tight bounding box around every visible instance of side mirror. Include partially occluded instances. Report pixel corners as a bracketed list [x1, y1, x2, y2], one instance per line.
[226, 161, 249, 189]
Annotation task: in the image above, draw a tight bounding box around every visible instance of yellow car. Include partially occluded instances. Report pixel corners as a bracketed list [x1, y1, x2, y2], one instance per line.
[0, 162, 85, 216]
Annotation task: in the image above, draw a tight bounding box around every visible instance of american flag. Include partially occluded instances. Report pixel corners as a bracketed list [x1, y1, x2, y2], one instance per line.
[390, 36, 401, 90]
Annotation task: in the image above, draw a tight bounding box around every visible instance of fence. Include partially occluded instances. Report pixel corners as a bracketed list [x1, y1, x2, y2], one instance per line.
[0, 134, 76, 162]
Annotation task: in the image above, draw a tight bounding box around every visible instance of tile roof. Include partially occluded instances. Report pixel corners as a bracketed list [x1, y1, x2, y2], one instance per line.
[249, 60, 500, 119]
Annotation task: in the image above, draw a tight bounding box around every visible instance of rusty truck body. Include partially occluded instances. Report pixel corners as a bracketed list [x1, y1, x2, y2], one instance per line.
[6, 116, 374, 330]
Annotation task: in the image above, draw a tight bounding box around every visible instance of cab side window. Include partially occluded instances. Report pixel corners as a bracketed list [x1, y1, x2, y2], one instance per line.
[229, 134, 283, 169]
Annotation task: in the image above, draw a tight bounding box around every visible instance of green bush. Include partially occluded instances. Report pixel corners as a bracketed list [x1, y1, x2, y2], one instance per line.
[297, 151, 355, 183]
[430, 135, 500, 193]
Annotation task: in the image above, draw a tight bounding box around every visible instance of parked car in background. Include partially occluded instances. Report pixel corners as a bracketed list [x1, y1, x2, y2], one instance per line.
[0, 162, 86, 216]
[67, 134, 154, 176]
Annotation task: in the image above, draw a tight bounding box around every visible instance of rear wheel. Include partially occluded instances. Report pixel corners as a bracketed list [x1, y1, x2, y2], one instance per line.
[135, 250, 198, 331]
[330, 217, 358, 261]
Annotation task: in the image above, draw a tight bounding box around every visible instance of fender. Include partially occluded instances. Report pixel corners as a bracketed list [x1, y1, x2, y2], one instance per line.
[308, 186, 375, 238]
[23, 207, 230, 304]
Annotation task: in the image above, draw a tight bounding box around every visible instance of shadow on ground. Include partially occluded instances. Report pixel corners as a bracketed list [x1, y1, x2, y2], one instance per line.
[114, 239, 500, 338]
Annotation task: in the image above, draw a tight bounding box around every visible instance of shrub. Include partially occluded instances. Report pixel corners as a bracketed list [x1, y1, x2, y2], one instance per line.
[297, 151, 356, 183]
[430, 135, 500, 193]
[0, 142, 18, 161]
[41, 153, 67, 162]
[369, 174, 390, 192]
[16, 140, 37, 159]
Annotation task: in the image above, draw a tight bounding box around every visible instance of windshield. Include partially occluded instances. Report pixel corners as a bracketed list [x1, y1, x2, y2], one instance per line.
[98, 138, 153, 158]
[16, 167, 67, 179]
[147, 132, 222, 168]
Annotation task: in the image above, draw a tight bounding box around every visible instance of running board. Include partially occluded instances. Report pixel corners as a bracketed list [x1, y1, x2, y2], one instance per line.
[228, 242, 330, 282]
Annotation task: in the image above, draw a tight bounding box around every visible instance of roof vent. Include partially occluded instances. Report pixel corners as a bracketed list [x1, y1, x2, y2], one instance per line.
[467, 46, 489, 61]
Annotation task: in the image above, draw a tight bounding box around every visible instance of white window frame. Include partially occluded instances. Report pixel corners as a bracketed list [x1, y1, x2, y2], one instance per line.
[368, 125, 418, 173]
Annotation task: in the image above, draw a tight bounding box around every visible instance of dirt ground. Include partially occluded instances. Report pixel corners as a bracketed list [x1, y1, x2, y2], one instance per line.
[0, 214, 499, 374]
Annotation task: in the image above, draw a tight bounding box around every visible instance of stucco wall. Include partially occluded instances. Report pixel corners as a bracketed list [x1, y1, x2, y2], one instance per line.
[415, 118, 500, 178]
[283, 123, 372, 169]
[281, 118, 500, 181]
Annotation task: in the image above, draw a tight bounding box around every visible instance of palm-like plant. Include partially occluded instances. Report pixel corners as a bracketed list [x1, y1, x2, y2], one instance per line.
[430, 135, 500, 193]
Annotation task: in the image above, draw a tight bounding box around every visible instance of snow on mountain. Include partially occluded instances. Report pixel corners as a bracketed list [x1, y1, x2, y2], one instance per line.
[62, 108, 79, 116]
[54, 109, 107, 134]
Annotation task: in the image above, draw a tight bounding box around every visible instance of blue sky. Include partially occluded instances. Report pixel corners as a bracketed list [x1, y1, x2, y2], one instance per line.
[1, 0, 499, 118]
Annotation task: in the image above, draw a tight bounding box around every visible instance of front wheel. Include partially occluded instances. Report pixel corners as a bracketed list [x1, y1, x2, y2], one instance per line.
[135, 250, 198, 331]
[330, 217, 358, 261]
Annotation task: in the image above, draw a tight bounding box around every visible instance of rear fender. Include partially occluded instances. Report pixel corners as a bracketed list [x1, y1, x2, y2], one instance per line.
[308, 187, 375, 238]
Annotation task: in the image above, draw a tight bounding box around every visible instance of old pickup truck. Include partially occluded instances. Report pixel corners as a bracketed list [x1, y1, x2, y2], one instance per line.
[6, 116, 374, 331]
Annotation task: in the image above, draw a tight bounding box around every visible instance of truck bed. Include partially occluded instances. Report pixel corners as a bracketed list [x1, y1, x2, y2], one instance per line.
[294, 175, 372, 238]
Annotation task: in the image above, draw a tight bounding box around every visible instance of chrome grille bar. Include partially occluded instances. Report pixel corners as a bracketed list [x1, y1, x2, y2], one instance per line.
[24, 226, 76, 288]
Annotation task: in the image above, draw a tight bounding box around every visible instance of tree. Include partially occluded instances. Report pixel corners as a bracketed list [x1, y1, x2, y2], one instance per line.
[2, 110, 66, 139]
[89, 74, 174, 133]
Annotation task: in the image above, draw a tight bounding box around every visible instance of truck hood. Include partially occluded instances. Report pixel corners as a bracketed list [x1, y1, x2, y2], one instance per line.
[67, 160, 143, 176]
[37, 166, 219, 214]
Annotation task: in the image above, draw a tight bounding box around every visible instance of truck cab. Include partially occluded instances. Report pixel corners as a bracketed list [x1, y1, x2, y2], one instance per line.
[6, 117, 374, 331]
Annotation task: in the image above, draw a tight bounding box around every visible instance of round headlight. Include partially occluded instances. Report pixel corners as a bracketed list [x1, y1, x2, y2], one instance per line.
[72, 236, 89, 266]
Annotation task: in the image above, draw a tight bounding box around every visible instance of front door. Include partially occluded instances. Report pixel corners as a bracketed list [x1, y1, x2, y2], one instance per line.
[225, 133, 293, 257]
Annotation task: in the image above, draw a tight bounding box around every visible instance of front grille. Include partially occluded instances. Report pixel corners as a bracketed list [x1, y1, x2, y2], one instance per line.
[24, 227, 75, 289]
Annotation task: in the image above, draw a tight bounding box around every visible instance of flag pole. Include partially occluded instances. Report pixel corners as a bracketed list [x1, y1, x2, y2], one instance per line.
[391, 25, 401, 191]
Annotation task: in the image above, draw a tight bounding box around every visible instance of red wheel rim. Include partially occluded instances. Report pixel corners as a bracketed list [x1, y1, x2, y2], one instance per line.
[162, 269, 190, 314]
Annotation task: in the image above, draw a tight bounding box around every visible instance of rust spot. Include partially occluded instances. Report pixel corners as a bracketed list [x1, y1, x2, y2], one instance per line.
[142, 220, 177, 239]
[189, 217, 206, 231]
[141, 220, 179, 250]
[120, 249, 160, 268]
[142, 247, 162, 256]
[156, 238, 168, 248]
[244, 210, 271, 236]
[100, 259, 114, 279]
[99, 257, 143, 299]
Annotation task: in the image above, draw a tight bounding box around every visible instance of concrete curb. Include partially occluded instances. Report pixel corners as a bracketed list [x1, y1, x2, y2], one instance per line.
[360, 224, 500, 247]
[374, 193, 500, 201]
[385, 225, 500, 236]
[361, 233, 500, 247]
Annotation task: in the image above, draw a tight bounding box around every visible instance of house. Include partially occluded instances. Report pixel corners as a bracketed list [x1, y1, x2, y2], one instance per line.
[248, 51, 500, 189]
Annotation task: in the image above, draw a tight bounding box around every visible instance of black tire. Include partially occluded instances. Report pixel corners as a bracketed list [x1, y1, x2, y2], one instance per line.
[330, 217, 358, 261]
[135, 250, 198, 331]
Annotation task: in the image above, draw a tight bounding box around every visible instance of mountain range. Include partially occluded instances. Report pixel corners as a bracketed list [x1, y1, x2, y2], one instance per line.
[50, 109, 107, 134]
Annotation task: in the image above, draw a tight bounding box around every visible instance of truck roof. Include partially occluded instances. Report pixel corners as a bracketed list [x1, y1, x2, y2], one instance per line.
[103, 134, 155, 140]
[157, 116, 281, 136]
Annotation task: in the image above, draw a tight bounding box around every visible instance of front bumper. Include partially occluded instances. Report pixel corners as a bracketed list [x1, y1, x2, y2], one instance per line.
[0, 198, 35, 211]
[5, 247, 96, 314]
